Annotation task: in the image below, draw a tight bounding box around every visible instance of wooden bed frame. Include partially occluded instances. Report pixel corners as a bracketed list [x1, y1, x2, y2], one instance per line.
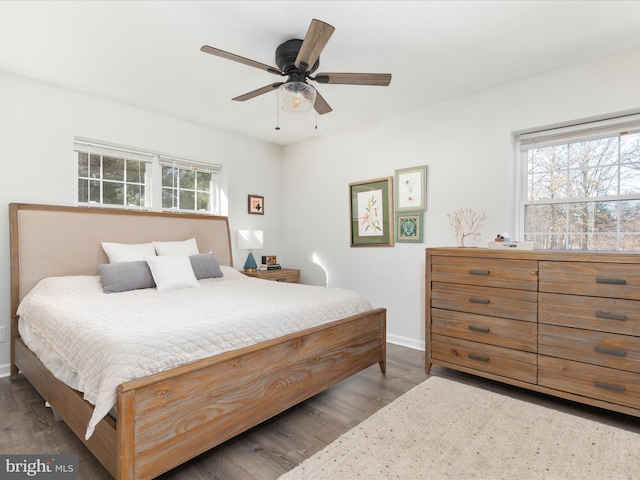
[9, 203, 386, 479]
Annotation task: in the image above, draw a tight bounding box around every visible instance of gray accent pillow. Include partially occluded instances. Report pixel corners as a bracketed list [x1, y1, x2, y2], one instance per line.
[189, 253, 223, 279]
[98, 261, 156, 293]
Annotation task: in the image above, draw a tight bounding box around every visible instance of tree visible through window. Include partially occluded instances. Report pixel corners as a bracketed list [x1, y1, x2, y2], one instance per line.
[519, 118, 640, 251]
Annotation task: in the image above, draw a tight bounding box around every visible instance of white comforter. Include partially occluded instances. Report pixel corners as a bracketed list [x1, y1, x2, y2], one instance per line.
[17, 266, 373, 439]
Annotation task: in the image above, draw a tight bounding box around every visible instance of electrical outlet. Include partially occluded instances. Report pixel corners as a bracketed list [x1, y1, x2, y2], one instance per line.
[0, 326, 5, 343]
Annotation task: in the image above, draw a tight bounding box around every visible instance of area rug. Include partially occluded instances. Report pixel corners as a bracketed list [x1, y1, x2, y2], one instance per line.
[279, 376, 639, 479]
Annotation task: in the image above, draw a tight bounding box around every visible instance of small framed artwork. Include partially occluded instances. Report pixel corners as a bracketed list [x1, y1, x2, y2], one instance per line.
[395, 212, 423, 243]
[394, 165, 427, 212]
[248, 195, 264, 215]
[349, 177, 394, 247]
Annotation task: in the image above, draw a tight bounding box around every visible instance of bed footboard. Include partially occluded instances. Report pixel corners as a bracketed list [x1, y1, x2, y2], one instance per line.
[117, 308, 385, 479]
[15, 309, 385, 479]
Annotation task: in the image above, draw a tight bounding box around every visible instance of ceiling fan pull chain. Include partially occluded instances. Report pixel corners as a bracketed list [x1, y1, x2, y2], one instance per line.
[315, 111, 318, 130]
[275, 95, 281, 130]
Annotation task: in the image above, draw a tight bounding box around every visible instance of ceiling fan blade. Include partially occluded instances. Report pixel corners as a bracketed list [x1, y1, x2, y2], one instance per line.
[313, 90, 332, 115]
[232, 83, 283, 102]
[314, 72, 392, 86]
[201, 45, 283, 75]
[295, 19, 335, 72]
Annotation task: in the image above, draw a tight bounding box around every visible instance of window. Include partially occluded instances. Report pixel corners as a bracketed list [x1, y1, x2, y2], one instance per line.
[517, 115, 640, 251]
[75, 142, 152, 208]
[160, 156, 220, 214]
[75, 140, 221, 215]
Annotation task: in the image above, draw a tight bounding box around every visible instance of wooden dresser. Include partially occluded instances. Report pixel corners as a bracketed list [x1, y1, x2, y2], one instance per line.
[425, 247, 640, 417]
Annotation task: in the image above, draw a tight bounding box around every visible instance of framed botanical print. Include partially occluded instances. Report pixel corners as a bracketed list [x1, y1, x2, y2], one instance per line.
[248, 195, 264, 215]
[394, 165, 427, 212]
[349, 177, 394, 247]
[395, 212, 423, 243]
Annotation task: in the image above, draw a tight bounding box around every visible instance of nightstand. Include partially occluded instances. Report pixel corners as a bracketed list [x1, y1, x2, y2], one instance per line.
[242, 268, 300, 283]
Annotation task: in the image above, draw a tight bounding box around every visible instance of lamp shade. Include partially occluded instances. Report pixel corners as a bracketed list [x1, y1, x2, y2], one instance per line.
[278, 82, 317, 113]
[237, 230, 264, 250]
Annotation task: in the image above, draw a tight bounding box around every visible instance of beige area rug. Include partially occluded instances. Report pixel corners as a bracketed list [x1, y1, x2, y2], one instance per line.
[279, 376, 639, 480]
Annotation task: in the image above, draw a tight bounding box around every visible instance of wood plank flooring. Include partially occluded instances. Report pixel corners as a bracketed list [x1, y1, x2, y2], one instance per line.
[1, 343, 638, 479]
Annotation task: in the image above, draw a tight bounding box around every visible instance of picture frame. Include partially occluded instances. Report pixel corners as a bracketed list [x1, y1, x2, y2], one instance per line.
[262, 255, 277, 265]
[248, 194, 264, 215]
[395, 212, 423, 243]
[349, 177, 394, 247]
[394, 165, 427, 212]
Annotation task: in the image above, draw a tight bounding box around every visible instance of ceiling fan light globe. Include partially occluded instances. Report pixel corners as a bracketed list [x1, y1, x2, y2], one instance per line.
[278, 82, 316, 113]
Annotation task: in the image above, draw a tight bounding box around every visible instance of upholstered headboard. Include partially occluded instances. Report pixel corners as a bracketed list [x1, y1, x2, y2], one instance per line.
[9, 203, 232, 315]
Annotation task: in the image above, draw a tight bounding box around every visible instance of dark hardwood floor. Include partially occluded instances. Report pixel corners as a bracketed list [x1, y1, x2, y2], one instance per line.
[1, 343, 638, 479]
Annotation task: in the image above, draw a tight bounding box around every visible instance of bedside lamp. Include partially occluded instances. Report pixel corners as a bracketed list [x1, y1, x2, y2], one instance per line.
[237, 230, 264, 272]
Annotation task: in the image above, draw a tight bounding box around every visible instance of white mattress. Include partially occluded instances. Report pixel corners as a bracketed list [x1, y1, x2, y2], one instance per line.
[17, 266, 373, 439]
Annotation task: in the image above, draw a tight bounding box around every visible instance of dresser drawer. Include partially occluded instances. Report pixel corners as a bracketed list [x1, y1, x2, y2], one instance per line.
[432, 308, 537, 352]
[431, 334, 537, 383]
[539, 324, 640, 373]
[539, 293, 640, 336]
[432, 282, 537, 322]
[539, 356, 640, 409]
[540, 261, 640, 300]
[431, 256, 538, 291]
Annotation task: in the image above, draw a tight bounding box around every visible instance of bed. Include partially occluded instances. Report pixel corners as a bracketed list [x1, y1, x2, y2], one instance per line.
[9, 203, 386, 479]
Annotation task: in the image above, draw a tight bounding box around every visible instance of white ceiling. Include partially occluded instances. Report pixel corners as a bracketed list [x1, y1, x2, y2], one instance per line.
[2, 1, 640, 146]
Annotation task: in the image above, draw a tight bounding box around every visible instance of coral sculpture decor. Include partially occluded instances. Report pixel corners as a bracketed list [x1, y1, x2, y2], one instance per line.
[447, 207, 487, 247]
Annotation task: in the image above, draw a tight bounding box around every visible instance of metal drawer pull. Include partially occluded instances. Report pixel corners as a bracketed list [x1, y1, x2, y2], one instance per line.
[469, 269, 490, 275]
[596, 277, 627, 285]
[595, 311, 627, 321]
[468, 353, 489, 362]
[468, 325, 490, 333]
[468, 297, 490, 304]
[594, 382, 626, 393]
[595, 346, 626, 357]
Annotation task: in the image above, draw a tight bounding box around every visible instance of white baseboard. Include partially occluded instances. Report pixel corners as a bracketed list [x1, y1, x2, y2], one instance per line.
[0, 363, 11, 379]
[387, 333, 425, 351]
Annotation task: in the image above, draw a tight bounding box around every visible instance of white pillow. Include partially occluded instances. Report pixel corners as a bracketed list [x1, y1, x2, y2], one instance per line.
[153, 238, 199, 256]
[102, 242, 157, 263]
[146, 256, 200, 291]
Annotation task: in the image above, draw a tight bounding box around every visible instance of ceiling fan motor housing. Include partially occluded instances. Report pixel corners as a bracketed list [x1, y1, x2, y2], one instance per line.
[275, 39, 319, 76]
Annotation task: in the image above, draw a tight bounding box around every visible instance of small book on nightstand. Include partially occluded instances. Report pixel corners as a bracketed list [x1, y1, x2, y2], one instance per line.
[260, 263, 282, 270]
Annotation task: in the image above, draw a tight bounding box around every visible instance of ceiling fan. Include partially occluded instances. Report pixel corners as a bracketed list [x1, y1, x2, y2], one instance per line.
[200, 19, 392, 115]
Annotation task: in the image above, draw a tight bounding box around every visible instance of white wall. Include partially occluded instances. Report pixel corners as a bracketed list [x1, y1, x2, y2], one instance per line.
[281, 48, 640, 349]
[0, 71, 283, 375]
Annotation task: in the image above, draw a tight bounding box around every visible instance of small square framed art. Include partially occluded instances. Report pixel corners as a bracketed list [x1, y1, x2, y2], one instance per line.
[395, 212, 423, 243]
[248, 195, 264, 215]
